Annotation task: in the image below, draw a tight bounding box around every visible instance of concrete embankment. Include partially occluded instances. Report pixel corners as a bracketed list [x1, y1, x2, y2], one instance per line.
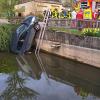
[0, 19, 9, 24]
[38, 40, 100, 68]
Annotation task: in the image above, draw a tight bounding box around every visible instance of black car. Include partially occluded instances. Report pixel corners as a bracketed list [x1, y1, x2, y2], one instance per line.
[10, 16, 40, 54]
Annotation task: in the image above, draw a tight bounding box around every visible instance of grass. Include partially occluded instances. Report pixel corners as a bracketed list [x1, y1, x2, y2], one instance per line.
[48, 27, 81, 35]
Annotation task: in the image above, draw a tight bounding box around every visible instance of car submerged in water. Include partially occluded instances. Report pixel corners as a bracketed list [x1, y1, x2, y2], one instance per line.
[10, 16, 40, 54]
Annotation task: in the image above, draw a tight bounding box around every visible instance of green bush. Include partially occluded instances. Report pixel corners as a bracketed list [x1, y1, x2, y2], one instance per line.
[82, 29, 96, 36]
[82, 28, 100, 37]
[95, 30, 100, 37]
[0, 24, 18, 51]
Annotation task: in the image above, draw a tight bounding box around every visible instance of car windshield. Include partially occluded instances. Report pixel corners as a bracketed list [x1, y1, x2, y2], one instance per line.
[22, 16, 33, 26]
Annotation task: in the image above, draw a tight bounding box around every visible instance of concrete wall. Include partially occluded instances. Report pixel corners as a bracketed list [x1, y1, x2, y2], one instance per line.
[43, 31, 100, 50]
[39, 40, 100, 68]
[15, 1, 35, 16]
[0, 19, 9, 24]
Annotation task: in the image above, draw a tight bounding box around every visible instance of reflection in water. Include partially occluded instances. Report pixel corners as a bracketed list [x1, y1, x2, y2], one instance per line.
[40, 53, 100, 100]
[0, 53, 38, 100]
[0, 53, 100, 100]
[35, 53, 50, 85]
[0, 72, 38, 100]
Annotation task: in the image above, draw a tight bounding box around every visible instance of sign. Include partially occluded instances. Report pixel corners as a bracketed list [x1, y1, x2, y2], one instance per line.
[83, 8, 92, 19]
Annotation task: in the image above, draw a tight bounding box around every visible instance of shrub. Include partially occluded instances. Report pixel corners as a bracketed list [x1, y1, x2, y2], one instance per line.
[0, 24, 18, 51]
[95, 30, 100, 37]
[82, 28, 100, 37]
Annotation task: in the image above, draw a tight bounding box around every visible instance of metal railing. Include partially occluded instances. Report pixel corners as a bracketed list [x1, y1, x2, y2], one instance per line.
[48, 19, 100, 29]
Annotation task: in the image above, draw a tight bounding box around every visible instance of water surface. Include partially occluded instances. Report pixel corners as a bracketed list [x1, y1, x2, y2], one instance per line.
[0, 52, 100, 100]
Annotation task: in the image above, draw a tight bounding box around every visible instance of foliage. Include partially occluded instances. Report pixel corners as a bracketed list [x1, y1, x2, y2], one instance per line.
[82, 28, 100, 37]
[74, 86, 89, 100]
[0, 0, 20, 18]
[0, 24, 18, 51]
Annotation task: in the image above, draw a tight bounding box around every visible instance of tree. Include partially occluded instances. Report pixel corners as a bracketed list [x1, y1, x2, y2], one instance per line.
[0, 0, 20, 18]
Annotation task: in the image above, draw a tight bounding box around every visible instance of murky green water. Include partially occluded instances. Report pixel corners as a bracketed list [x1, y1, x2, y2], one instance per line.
[0, 52, 100, 100]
